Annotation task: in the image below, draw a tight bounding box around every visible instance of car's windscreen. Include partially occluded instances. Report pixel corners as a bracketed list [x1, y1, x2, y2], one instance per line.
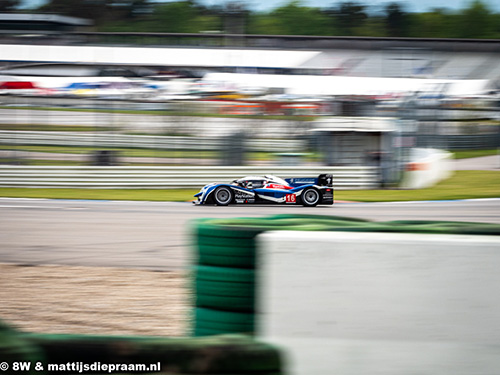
[253, 180, 266, 188]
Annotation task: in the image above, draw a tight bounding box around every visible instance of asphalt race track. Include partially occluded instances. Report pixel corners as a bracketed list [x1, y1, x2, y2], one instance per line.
[1, 198, 499, 270]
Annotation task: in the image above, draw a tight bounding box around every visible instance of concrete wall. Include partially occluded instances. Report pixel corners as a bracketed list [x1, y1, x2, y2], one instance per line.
[257, 231, 500, 375]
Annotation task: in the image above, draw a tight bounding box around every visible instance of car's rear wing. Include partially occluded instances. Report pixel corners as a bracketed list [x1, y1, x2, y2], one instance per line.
[285, 174, 333, 188]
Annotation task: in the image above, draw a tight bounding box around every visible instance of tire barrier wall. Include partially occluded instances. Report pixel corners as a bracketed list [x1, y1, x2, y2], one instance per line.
[191, 214, 500, 337]
[257, 230, 500, 375]
[0, 320, 284, 375]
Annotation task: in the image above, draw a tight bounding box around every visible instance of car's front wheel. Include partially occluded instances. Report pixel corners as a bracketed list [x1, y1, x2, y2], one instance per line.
[213, 187, 233, 206]
[301, 188, 320, 207]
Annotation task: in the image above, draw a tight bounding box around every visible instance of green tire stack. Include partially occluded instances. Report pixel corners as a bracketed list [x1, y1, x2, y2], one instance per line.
[192, 214, 500, 337]
[193, 219, 261, 337]
[191, 214, 374, 337]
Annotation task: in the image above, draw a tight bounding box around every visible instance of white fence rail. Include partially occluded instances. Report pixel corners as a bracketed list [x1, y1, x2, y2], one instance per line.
[0, 131, 306, 152]
[0, 166, 380, 189]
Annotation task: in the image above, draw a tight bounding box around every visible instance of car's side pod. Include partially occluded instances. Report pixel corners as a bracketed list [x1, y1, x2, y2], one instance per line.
[318, 174, 333, 187]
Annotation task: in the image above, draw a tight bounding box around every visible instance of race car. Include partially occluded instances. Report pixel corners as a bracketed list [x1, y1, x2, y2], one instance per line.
[193, 174, 333, 207]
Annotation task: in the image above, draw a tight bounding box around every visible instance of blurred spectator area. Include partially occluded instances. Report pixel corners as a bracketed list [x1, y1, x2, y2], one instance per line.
[1, 32, 500, 82]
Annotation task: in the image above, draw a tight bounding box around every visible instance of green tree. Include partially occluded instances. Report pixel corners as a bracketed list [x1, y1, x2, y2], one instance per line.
[223, 2, 248, 34]
[329, 1, 367, 36]
[98, 0, 224, 33]
[41, 0, 100, 20]
[356, 16, 386, 37]
[247, 13, 285, 35]
[151, 1, 198, 33]
[117, 0, 152, 19]
[410, 8, 456, 38]
[457, 0, 494, 38]
[38, 0, 154, 24]
[249, 1, 331, 36]
[39, 0, 500, 39]
[149, 1, 224, 33]
[385, 2, 409, 37]
[491, 13, 500, 38]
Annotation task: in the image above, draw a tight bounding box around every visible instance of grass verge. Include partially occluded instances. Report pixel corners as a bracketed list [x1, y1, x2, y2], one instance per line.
[451, 149, 499, 159]
[0, 171, 498, 202]
[336, 170, 500, 202]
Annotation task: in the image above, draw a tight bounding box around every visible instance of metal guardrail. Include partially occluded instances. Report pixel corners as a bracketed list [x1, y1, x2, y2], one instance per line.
[416, 134, 500, 150]
[0, 131, 306, 152]
[0, 166, 380, 190]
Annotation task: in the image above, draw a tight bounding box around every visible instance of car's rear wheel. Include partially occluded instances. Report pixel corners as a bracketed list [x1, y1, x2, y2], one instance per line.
[301, 188, 320, 207]
[213, 187, 233, 206]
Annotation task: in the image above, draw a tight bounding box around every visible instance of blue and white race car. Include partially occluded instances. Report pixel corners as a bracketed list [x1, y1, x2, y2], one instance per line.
[194, 174, 334, 207]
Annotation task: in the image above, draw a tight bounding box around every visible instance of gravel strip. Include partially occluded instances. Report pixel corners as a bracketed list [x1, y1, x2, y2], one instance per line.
[0, 263, 192, 337]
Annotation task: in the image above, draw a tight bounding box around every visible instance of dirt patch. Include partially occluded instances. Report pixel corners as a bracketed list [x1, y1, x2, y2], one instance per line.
[0, 263, 192, 337]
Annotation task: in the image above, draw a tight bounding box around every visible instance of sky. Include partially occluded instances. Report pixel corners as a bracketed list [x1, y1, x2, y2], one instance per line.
[21, 0, 500, 13]
[212, 0, 500, 13]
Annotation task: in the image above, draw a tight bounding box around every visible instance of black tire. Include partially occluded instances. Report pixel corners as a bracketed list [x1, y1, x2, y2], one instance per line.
[194, 220, 262, 239]
[195, 265, 256, 284]
[195, 307, 255, 326]
[198, 253, 255, 268]
[301, 187, 320, 207]
[197, 243, 255, 257]
[213, 186, 233, 206]
[196, 294, 255, 312]
[197, 235, 256, 249]
[193, 326, 254, 337]
[194, 323, 254, 336]
[195, 279, 255, 298]
[195, 315, 255, 331]
[194, 325, 254, 336]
